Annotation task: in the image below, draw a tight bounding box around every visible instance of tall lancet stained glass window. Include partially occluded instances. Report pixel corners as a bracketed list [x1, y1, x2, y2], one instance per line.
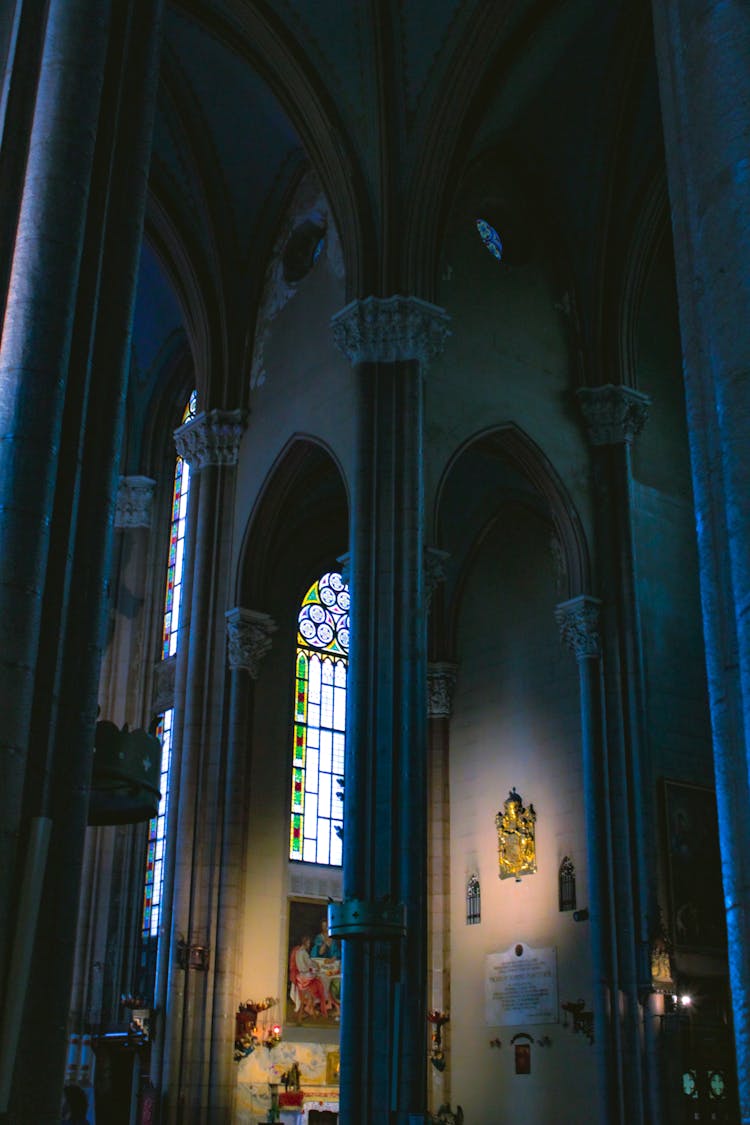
[141, 389, 196, 962]
[289, 571, 349, 865]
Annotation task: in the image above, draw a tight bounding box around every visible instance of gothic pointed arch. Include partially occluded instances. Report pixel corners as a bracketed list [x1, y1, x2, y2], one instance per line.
[434, 423, 590, 655]
[237, 435, 349, 615]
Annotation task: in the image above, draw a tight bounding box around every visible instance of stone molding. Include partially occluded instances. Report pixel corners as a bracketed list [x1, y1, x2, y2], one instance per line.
[225, 607, 277, 678]
[152, 654, 177, 713]
[428, 662, 459, 718]
[555, 596, 602, 660]
[330, 295, 451, 368]
[174, 408, 247, 470]
[425, 546, 450, 610]
[336, 551, 351, 586]
[115, 475, 156, 529]
[577, 384, 650, 445]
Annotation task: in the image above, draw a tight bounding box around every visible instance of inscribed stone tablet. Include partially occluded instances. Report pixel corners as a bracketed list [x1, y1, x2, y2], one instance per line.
[485, 943, 558, 1026]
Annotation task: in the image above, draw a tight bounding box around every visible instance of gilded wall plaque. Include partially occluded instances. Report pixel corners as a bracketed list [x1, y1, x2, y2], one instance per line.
[495, 789, 536, 880]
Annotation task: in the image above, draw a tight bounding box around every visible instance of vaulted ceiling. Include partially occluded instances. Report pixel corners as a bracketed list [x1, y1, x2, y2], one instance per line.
[131, 0, 664, 418]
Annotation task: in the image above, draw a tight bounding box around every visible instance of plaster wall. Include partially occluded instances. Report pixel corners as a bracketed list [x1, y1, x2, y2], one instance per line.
[448, 502, 599, 1124]
[232, 242, 353, 576]
[429, 192, 592, 548]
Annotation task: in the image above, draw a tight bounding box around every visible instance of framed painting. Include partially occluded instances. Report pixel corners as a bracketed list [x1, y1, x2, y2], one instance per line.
[325, 1049, 340, 1085]
[663, 779, 727, 952]
[286, 898, 341, 1028]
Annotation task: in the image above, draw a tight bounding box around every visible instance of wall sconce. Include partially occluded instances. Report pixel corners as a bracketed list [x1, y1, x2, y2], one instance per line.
[427, 1009, 449, 1071]
[664, 992, 693, 1016]
[120, 993, 153, 1045]
[234, 997, 281, 1061]
[176, 937, 209, 972]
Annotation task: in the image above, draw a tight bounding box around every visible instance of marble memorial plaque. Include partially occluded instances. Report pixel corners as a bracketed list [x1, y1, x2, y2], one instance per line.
[485, 942, 558, 1026]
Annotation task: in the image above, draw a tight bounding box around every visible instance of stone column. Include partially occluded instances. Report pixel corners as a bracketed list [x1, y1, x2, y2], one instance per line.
[426, 661, 457, 1114]
[651, 4, 750, 1117]
[331, 295, 450, 1123]
[208, 609, 277, 1117]
[555, 596, 620, 1123]
[577, 384, 652, 1124]
[158, 409, 246, 1124]
[0, 3, 163, 1119]
[0, 0, 112, 994]
[66, 476, 158, 1050]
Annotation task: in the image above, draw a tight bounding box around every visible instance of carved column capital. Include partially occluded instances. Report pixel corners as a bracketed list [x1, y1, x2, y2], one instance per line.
[555, 596, 602, 660]
[425, 546, 450, 610]
[428, 662, 459, 718]
[225, 608, 277, 678]
[331, 295, 451, 369]
[174, 408, 247, 470]
[577, 385, 650, 445]
[115, 475, 156, 528]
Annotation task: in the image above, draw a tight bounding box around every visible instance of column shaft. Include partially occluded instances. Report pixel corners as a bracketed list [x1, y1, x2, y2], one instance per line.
[209, 610, 275, 1117]
[0, 1, 163, 1118]
[158, 410, 245, 1124]
[577, 384, 653, 1123]
[652, 3, 750, 1117]
[578, 650, 619, 1121]
[556, 597, 621, 1123]
[341, 356, 428, 1122]
[426, 662, 456, 1116]
[208, 667, 251, 1118]
[0, 0, 111, 991]
[332, 295, 449, 1124]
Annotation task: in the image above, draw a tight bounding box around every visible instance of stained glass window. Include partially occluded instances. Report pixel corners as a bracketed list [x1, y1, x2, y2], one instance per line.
[140, 391, 196, 987]
[289, 571, 349, 865]
[162, 390, 196, 659]
[476, 218, 503, 262]
[142, 709, 173, 939]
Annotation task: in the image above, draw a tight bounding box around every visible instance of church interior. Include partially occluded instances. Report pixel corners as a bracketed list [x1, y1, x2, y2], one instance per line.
[1, 0, 749, 1122]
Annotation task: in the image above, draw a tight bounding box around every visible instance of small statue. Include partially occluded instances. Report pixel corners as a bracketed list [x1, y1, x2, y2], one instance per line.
[281, 1062, 301, 1091]
[431, 1105, 464, 1125]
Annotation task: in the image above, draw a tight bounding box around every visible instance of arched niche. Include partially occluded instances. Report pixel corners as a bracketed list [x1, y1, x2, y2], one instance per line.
[237, 435, 349, 620]
[433, 423, 590, 656]
[233, 437, 349, 1040]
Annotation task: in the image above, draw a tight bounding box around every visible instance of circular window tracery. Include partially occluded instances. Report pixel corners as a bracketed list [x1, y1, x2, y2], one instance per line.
[298, 571, 349, 654]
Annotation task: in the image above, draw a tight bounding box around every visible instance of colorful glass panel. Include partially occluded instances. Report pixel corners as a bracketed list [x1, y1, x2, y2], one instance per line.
[140, 391, 196, 993]
[162, 390, 196, 659]
[141, 708, 173, 939]
[476, 218, 503, 262]
[290, 572, 348, 864]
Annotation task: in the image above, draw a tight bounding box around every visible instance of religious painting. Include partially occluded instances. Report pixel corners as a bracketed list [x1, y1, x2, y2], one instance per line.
[663, 779, 727, 952]
[286, 898, 342, 1028]
[514, 1043, 531, 1075]
[325, 1049, 340, 1085]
